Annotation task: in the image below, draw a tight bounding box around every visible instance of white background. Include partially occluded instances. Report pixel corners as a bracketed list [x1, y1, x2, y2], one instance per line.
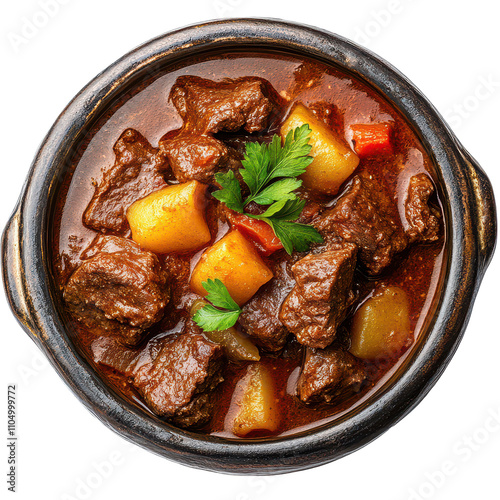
[2, 1, 499, 499]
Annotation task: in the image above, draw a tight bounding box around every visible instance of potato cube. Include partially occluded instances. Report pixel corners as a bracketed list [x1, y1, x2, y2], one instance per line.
[281, 103, 359, 195]
[127, 180, 211, 254]
[349, 286, 411, 359]
[231, 364, 279, 437]
[190, 230, 273, 306]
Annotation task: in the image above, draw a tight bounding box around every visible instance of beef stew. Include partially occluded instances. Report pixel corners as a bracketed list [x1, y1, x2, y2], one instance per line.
[52, 50, 445, 439]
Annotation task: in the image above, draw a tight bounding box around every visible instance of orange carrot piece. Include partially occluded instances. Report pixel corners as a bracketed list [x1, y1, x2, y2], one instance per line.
[230, 213, 283, 256]
[352, 123, 393, 157]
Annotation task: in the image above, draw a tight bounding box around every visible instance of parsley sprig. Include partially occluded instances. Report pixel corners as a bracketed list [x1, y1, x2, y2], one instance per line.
[192, 279, 241, 331]
[213, 124, 323, 254]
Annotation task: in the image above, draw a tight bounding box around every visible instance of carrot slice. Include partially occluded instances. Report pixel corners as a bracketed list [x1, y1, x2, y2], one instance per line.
[352, 123, 393, 158]
[230, 212, 283, 256]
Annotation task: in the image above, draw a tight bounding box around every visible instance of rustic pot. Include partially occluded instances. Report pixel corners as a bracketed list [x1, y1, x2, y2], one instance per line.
[2, 19, 496, 474]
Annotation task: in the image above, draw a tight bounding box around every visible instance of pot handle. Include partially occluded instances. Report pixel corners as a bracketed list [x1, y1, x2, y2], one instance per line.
[1, 208, 38, 342]
[461, 148, 497, 272]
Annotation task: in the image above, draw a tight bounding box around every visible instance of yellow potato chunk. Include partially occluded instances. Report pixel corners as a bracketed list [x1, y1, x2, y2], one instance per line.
[349, 286, 411, 360]
[190, 230, 273, 306]
[127, 180, 211, 254]
[232, 364, 279, 437]
[281, 103, 360, 195]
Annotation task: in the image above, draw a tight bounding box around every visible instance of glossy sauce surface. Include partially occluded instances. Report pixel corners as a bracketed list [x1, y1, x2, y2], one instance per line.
[52, 50, 446, 438]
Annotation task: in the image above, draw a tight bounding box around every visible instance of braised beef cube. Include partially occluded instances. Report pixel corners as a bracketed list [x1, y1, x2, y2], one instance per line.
[91, 320, 196, 376]
[162, 253, 192, 305]
[159, 133, 228, 183]
[170, 76, 273, 134]
[91, 336, 143, 376]
[132, 330, 224, 428]
[279, 244, 357, 349]
[297, 346, 366, 405]
[297, 200, 323, 224]
[314, 175, 407, 275]
[80, 233, 146, 259]
[159, 133, 241, 184]
[84, 129, 168, 235]
[405, 173, 441, 244]
[239, 261, 295, 353]
[160, 76, 273, 184]
[64, 236, 169, 346]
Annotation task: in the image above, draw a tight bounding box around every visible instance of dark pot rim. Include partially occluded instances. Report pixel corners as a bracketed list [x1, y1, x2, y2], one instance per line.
[2, 18, 496, 475]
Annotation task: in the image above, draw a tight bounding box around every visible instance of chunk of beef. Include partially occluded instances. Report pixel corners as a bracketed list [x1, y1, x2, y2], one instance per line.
[80, 233, 143, 259]
[297, 200, 323, 224]
[159, 133, 241, 183]
[239, 261, 295, 352]
[84, 129, 168, 235]
[64, 236, 169, 346]
[91, 320, 192, 376]
[314, 174, 442, 275]
[297, 346, 366, 405]
[279, 243, 357, 349]
[132, 328, 224, 428]
[170, 76, 273, 134]
[159, 77, 273, 184]
[314, 175, 407, 275]
[159, 133, 228, 183]
[162, 253, 192, 307]
[405, 173, 441, 244]
[91, 336, 145, 375]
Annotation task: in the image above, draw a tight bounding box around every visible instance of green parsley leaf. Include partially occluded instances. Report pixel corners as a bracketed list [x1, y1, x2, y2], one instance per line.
[202, 278, 240, 311]
[250, 198, 323, 254]
[250, 177, 302, 205]
[266, 219, 325, 255]
[240, 141, 270, 196]
[266, 124, 313, 181]
[192, 279, 242, 332]
[213, 171, 244, 213]
[255, 198, 306, 221]
[193, 305, 241, 332]
[211, 125, 324, 254]
[240, 125, 313, 206]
